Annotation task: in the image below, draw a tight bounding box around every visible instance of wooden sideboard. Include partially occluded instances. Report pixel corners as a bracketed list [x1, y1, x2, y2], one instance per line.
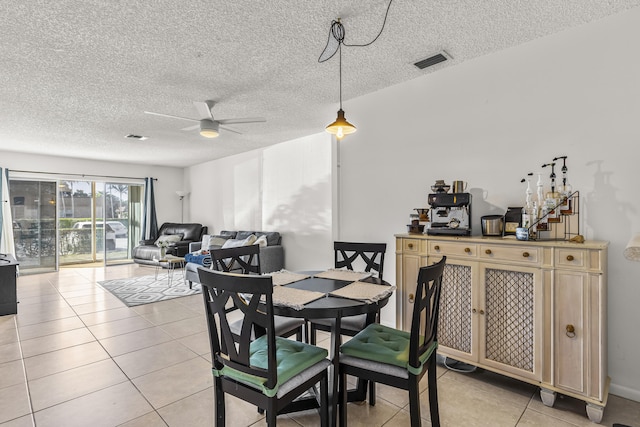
[395, 233, 609, 422]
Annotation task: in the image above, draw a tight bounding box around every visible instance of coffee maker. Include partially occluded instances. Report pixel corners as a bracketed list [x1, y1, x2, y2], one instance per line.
[427, 192, 472, 236]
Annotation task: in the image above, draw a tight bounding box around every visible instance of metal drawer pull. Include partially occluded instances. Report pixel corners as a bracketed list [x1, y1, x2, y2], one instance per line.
[523, 252, 530, 258]
[408, 293, 415, 303]
[479, 309, 485, 315]
[408, 243, 414, 249]
[434, 245, 440, 250]
[472, 308, 477, 313]
[566, 255, 574, 261]
[464, 247, 471, 253]
[485, 249, 492, 255]
[566, 324, 576, 338]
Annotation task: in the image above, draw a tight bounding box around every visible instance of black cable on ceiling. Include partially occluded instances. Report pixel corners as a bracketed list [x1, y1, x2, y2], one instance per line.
[318, 0, 394, 63]
[343, 0, 394, 48]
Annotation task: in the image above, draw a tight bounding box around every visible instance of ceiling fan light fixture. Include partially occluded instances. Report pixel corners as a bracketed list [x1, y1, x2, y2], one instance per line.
[326, 109, 356, 140]
[200, 120, 220, 138]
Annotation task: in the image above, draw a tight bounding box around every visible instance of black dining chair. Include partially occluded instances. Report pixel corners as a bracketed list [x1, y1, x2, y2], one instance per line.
[198, 268, 330, 427]
[308, 241, 387, 404]
[209, 244, 261, 274]
[309, 241, 387, 344]
[209, 245, 305, 341]
[334, 241, 386, 278]
[338, 256, 447, 427]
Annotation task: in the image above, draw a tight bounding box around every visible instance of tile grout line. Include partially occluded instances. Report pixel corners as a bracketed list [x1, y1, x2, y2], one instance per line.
[12, 315, 37, 427]
[13, 272, 70, 426]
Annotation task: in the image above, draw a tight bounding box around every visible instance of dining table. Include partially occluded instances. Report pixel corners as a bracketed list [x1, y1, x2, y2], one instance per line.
[268, 269, 395, 427]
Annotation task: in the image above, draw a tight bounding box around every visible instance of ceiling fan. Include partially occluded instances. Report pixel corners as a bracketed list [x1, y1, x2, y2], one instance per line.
[144, 101, 266, 138]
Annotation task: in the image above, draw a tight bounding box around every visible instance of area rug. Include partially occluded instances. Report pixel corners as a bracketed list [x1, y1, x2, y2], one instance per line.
[98, 274, 201, 307]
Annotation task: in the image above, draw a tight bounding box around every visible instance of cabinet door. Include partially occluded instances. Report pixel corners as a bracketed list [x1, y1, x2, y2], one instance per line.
[553, 270, 605, 400]
[398, 253, 422, 332]
[479, 264, 542, 381]
[436, 258, 476, 361]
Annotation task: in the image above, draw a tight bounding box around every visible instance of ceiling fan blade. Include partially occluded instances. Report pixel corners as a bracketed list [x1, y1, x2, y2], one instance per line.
[220, 125, 242, 135]
[144, 111, 198, 122]
[193, 101, 215, 120]
[217, 117, 266, 125]
[181, 124, 200, 131]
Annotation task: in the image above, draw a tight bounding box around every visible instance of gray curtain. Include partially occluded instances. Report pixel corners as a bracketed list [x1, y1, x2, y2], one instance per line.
[0, 167, 16, 256]
[141, 177, 158, 241]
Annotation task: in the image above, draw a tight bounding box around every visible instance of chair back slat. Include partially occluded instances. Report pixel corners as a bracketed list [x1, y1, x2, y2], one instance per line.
[409, 256, 446, 369]
[198, 268, 277, 389]
[334, 241, 387, 280]
[210, 244, 262, 275]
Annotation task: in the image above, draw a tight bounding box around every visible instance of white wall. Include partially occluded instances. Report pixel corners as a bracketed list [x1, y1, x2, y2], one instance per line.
[338, 8, 640, 401]
[185, 133, 334, 270]
[0, 151, 184, 224]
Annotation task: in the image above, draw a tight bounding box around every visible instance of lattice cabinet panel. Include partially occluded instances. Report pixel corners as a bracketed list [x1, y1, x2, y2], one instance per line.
[438, 264, 473, 353]
[484, 268, 535, 372]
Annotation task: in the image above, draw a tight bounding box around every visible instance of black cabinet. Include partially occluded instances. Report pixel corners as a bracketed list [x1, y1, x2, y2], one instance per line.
[0, 254, 18, 315]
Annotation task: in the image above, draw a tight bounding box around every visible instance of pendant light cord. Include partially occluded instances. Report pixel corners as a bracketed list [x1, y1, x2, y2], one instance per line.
[339, 44, 343, 109]
[343, 0, 394, 48]
[317, 0, 394, 63]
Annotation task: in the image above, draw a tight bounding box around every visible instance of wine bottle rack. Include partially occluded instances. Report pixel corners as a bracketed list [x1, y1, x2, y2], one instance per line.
[528, 191, 580, 241]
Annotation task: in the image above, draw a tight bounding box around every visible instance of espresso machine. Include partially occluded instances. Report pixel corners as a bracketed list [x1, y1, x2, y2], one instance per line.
[427, 192, 472, 236]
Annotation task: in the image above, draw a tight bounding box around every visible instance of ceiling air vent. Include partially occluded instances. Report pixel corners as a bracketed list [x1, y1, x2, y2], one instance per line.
[125, 134, 148, 140]
[414, 51, 449, 70]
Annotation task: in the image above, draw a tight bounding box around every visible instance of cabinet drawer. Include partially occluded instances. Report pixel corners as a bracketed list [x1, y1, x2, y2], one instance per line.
[429, 241, 477, 258]
[480, 244, 540, 265]
[555, 248, 586, 268]
[403, 239, 421, 253]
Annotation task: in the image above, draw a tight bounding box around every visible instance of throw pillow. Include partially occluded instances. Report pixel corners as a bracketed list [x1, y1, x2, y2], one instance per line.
[221, 234, 257, 249]
[201, 234, 213, 250]
[255, 235, 268, 248]
[154, 234, 183, 246]
[236, 231, 257, 241]
[255, 231, 281, 246]
[208, 235, 233, 249]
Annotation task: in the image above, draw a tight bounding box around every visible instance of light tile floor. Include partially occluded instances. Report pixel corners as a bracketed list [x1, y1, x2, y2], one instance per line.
[1, 264, 639, 426]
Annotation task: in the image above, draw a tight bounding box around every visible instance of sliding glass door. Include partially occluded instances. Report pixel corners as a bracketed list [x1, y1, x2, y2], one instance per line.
[10, 180, 57, 273]
[10, 175, 144, 272]
[104, 182, 137, 265]
[58, 180, 97, 265]
[57, 180, 143, 266]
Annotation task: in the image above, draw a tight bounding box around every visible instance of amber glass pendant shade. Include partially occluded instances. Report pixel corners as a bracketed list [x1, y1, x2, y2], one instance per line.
[325, 109, 356, 140]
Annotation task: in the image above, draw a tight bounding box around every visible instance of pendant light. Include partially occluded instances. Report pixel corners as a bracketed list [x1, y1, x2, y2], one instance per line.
[321, 3, 394, 139]
[325, 22, 356, 140]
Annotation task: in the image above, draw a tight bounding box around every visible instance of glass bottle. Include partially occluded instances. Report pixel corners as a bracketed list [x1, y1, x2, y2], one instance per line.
[559, 179, 573, 215]
[545, 162, 561, 223]
[537, 204, 549, 231]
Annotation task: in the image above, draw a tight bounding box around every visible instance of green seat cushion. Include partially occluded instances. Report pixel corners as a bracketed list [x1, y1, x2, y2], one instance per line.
[216, 336, 328, 397]
[340, 323, 437, 375]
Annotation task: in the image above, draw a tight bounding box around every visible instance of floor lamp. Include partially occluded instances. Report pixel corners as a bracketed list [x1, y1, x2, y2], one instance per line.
[176, 191, 189, 223]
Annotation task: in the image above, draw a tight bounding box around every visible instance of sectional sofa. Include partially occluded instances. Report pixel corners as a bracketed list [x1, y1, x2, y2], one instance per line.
[184, 230, 284, 288]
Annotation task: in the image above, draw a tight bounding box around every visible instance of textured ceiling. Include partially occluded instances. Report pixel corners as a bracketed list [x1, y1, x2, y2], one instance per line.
[2, 1, 639, 168]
